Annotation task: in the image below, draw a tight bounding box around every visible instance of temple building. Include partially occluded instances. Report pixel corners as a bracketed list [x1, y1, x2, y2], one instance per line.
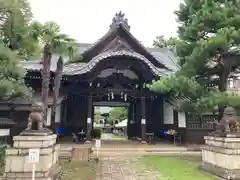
[0, 12, 215, 144]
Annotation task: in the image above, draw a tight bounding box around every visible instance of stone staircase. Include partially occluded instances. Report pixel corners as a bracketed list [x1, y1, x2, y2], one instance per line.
[59, 147, 73, 161]
[59, 145, 92, 161]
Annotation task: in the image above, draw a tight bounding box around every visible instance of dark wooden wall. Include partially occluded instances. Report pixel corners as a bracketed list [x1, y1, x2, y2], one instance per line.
[64, 94, 88, 134]
[135, 98, 142, 137]
[56, 91, 216, 144]
[127, 102, 135, 138]
[0, 109, 29, 144]
[151, 98, 163, 135]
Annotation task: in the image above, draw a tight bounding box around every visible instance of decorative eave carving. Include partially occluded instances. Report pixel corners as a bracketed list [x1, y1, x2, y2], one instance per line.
[109, 11, 130, 30]
[101, 36, 133, 53]
[63, 50, 166, 76]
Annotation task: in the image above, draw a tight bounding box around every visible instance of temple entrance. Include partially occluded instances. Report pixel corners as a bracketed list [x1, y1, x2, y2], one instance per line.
[54, 12, 170, 144]
[93, 102, 129, 140]
[20, 12, 188, 145]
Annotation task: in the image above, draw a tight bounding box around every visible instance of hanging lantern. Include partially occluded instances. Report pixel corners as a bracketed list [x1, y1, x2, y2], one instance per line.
[108, 93, 110, 100]
[120, 92, 123, 99]
[89, 82, 92, 87]
[97, 83, 100, 87]
[111, 92, 114, 99]
[135, 84, 139, 88]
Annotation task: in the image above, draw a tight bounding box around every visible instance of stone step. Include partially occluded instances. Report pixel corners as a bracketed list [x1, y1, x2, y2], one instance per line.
[59, 148, 73, 160]
[91, 147, 187, 152]
[59, 146, 91, 161]
[94, 140, 139, 144]
[90, 151, 201, 157]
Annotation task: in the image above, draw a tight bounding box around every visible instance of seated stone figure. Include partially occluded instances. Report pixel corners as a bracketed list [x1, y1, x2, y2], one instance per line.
[212, 106, 240, 135]
[25, 102, 45, 131]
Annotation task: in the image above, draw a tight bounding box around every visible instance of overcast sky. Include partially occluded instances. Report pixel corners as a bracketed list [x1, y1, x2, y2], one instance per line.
[29, 0, 182, 47]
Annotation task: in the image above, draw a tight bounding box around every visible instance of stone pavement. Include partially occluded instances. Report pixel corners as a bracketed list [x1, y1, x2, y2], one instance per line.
[96, 156, 162, 180]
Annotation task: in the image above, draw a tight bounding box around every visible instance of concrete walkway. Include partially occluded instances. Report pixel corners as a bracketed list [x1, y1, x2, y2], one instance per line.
[96, 156, 162, 180]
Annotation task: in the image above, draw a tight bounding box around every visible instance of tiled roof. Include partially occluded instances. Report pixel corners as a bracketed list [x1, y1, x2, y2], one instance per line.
[22, 50, 173, 76]
[147, 47, 180, 71]
[21, 44, 177, 77]
[63, 50, 171, 76]
[77, 43, 179, 71]
[0, 94, 64, 105]
[21, 12, 179, 77]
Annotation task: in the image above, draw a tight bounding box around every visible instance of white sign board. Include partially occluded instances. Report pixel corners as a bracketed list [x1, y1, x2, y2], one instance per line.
[28, 149, 40, 164]
[87, 118, 92, 124]
[95, 139, 101, 148]
[0, 129, 10, 136]
[141, 119, 146, 125]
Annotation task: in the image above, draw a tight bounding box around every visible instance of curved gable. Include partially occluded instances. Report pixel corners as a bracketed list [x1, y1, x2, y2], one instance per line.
[81, 12, 170, 69]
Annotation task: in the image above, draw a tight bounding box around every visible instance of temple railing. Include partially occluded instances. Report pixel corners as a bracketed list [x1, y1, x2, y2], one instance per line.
[186, 113, 218, 129]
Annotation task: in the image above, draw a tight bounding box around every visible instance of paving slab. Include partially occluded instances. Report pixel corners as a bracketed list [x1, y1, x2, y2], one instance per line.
[96, 156, 162, 180]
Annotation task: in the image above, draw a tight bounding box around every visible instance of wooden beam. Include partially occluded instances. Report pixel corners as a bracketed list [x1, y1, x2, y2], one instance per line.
[64, 85, 162, 98]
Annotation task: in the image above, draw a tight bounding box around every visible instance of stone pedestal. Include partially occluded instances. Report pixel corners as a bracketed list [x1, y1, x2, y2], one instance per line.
[201, 135, 240, 179]
[4, 134, 61, 180]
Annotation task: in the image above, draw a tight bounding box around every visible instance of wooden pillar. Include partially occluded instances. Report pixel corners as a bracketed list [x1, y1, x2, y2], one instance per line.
[132, 102, 136, 137]
[127, 102, 134, 139]
[86, 94, 93, 143]
[141, 96, 147, 143]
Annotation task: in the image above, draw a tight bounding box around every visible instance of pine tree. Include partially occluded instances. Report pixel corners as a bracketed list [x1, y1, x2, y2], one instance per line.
[149, 0, 240, 114]
[0, 43, 31, 99]
[0, 0, 41, 60]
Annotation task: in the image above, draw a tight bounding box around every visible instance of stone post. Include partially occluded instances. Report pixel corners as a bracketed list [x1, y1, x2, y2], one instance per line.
[201, 135, 240, 179]
[141, 96, 147, 143]
[4, 133, 61, 180]
[86, 95, 93, 143]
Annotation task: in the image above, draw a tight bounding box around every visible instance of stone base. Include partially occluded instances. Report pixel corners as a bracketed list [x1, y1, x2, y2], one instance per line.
[84, 140, 91, 144]
[200, 162, 239, 180]
[201, 135, 240, 179]
[20, 128, 53, 136]
[4, 164, 62, 180]
[210, 131, 240, 138]
[4, 134, 61, 180]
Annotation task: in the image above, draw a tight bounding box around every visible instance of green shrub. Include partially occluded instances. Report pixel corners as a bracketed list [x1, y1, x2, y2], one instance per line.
[0, 143, 8, 167]
[91, 128, 102, 139]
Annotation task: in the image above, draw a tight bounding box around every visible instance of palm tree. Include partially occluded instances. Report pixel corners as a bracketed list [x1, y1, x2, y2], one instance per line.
[51, 56, 63, 126]
[31, 21, 78, 126]
[41, 43, 51, 124]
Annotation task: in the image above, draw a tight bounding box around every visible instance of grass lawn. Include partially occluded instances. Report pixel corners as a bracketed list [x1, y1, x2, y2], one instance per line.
[111, 135, 126, 140]
[59, 160, 97, 180]
[100, 133, 126, 140]
[141, 156, 218, 180]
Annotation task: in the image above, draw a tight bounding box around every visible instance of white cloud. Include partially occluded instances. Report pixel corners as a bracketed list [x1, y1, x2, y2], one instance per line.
[29, 0, 182, 47]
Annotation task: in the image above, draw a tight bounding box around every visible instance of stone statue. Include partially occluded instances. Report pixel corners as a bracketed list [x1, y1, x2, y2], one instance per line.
[211, 106, 240, 135]
[25, 102, 45, 131]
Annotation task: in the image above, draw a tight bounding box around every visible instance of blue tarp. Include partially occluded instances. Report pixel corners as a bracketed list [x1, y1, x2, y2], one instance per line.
[56, 128, 67, 135]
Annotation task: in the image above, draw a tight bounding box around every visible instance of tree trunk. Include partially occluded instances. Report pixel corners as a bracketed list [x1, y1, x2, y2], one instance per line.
[41, 44, 52, 126]
[51, 56, 64, 128]
[218, 73, 228, 120]
[218, 56, 230, 120]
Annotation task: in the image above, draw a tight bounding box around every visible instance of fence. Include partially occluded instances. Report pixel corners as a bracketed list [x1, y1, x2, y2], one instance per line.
[186, 113, 217, 129]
